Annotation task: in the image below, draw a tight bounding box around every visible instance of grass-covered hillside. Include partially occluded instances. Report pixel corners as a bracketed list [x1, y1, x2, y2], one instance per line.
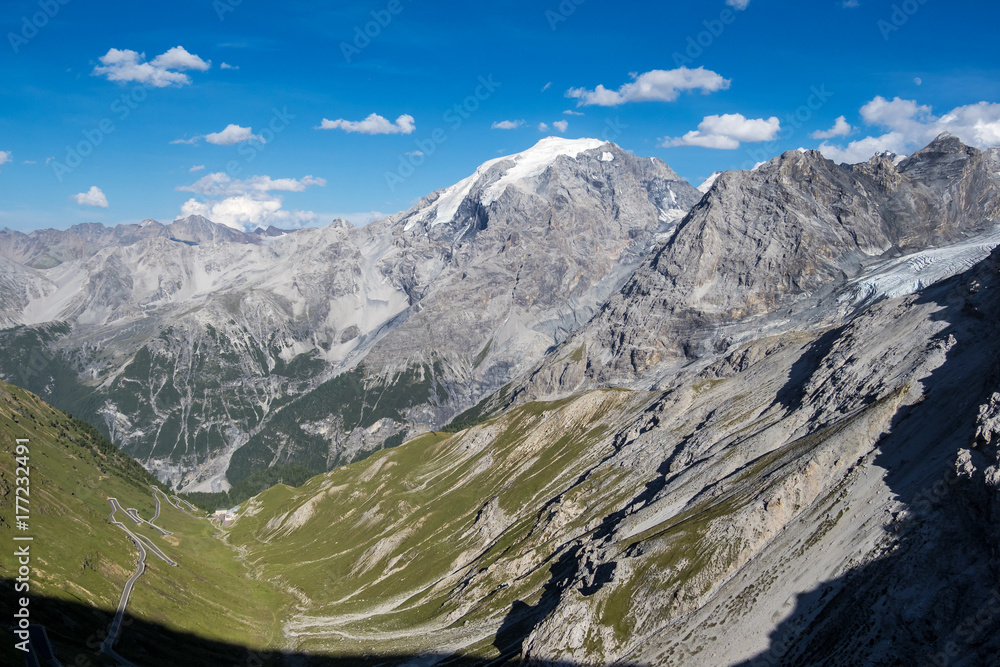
[0, 381, 293, 666]
[228, 388, 657, 661]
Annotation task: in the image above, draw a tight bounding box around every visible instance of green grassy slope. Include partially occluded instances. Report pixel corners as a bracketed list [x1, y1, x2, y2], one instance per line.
[227, 389, 652, 660]
[0, 381, 294, 666]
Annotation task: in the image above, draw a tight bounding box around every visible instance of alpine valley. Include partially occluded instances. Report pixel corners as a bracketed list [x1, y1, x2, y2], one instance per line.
[2, 134, 1000, 665]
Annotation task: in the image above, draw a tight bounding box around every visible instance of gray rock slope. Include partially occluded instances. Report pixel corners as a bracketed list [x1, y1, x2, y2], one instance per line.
[0, 138, 701, 490]
[229, 236, 1000, 666]
[518, 234, 1000, 667]
[516, 133, 1000, 401]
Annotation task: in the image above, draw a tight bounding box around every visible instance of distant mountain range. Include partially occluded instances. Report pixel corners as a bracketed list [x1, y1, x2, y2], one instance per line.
[0, 137, 701, 492]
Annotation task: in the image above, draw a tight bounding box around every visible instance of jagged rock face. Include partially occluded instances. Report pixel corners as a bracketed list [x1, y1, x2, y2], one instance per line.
[370, 141, 698, 390]
[227, 140, 702, 484]
[0, 219, 390, 489]
[0, 139, 701, 489]
[569, 135, 1000, 383]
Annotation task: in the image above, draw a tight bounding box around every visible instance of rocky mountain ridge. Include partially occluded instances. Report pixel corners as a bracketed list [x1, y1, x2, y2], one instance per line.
[511, 133, 1000, 405]
[218, 241, 1000, 665]
[0, 137, 701, 491]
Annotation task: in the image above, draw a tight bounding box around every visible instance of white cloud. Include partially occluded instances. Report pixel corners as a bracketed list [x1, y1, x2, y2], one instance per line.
[172, 124, 263, 146]
[22, 160, 36, 165]
[220, 62, 239, 70]
[177, 173, 326, 231]
[317, 113, 415, 135]
[567, 67, 730, 107]
[492, 120, 524, 130]
[563, 110, 584, 116]
[811, 115, 853, 139]
[818, 133, 909, 164]
[664, 113, 780, 149]
[727, 0, 750, 8]
[205, 124, 264, 145]
[842, 0, 860, 6]
[92, 46, 210, 87]
[541, 82, 552, 92]
[0, 151, 10, 170]
[538, 122, 549, 132]
[860, 96, 933, 129]
[189, 164, 205, 172]
[817, 97, 1000, 163]
[73, 186, 109, 208]
[179, 173, 325, 197]
[405, 151, 424, 157]
[552, 120, 569, 133]
[151, 46, 210, 72]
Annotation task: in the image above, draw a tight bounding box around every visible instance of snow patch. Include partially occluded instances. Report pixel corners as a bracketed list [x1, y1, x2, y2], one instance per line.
[658, 208, 689, 223]
[601, 152, 614, 162]
[844, 231, 1000, 308]
[697, 172, 722, 194]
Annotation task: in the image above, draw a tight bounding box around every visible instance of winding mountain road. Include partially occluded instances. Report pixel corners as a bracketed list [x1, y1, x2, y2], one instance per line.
[101, 492, 180, 666]
[153, 486, 196, 516]
[173, 494, 198, 512]
[108, 498, 177, 565]
[101, 499, 147, 667]
[27, 625, 64, 667]
[126, 490, 173, 536]
[151, 487, 161, 521]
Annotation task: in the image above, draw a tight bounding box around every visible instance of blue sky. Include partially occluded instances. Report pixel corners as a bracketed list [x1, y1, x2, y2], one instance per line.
[2, 0, 999, 232]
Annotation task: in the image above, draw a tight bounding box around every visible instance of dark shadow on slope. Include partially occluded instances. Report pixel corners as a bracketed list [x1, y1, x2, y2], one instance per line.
[733, 255, 1000, 666]
[493, 546, 584, 660]
[0, 583, 650, 667]
[772, 326, 842, 414]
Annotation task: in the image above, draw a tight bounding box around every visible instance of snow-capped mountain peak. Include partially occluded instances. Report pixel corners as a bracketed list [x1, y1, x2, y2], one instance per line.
[406, 136, 608, 229]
